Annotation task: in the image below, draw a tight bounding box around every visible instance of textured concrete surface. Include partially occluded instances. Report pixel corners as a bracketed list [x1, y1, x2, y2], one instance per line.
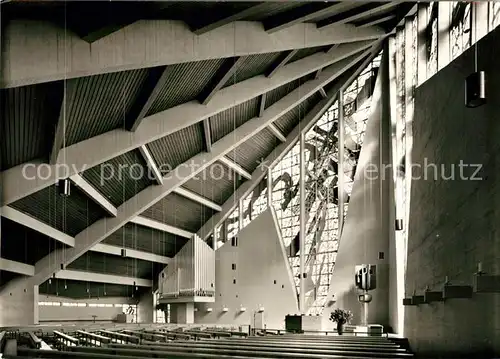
[405, 27, 500, 356]
[0, 278, 38, 327]
[195, 207, 298, 329]
[323, 47, 394, 331]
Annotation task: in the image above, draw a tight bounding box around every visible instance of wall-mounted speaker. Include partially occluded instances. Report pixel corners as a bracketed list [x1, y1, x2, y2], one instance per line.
[465, 71, 486, 108]
[395, 219, 403, 231]
[58, 179, 71, 197]
[121, 248, 127, 257]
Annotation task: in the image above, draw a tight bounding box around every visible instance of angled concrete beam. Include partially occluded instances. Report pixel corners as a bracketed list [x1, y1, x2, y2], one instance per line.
[203, 119, 212, 153]
[198, 42, 384, 241]
[1, 39, 377, 206]
[1, 20, 384, 88]
[130, 216, 193, 239]
[173, 187, 222, 212]
[264, 2, 356, 34]
[49, 91, 69, 165]
[70, 3, 174, 43]
[126, 67, 171, 131]
[266, 50, 298, 78]
[199, 57, 246, 105]
[0, 258, 35, 276]
[356, 14, 397, 28]
[192, 3, 271, 35]
[268, 123, 287, 142]
[317, 2, 402, 28]
[219, 157, 252, 180]
[326, 44, 340, 54]
[138, 145, 163, 185]
[259, 93, 267, 117]
[1, 207, 180, 260]
[55, 270, 152, 287]
[28, 48, 370, 286]
[92, 243, 170, 264]
[1, 206, 75, 247]
[69, 174, 117, 216]
[319, 87, 328, 98]
[196, 70, 351, 240]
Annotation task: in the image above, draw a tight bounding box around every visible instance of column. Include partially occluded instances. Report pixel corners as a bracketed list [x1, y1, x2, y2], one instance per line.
[0, 279, 39, 326]
[137, 291, 154, 323]
[173, 303, 194, 324]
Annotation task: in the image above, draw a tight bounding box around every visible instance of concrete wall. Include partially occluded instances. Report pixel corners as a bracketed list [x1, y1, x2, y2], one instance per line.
[405, 28, 500, 356]
[195, 208, 298, 329]
[0, 278, 38, 327]
[38, 296, 133, 323]
[322, 47, 393, 331]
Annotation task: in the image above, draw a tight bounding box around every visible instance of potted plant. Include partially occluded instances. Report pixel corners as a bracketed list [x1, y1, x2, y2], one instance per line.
[329, 309, 353, 335]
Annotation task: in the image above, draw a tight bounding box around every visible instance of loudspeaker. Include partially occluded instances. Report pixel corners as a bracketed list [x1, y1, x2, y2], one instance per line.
[58, 179, 71, 197]
[121, 248, 127, 257]
[465, 71, 486, 108]
[355, 264, 377, 290]
[395, 219, 403, 231]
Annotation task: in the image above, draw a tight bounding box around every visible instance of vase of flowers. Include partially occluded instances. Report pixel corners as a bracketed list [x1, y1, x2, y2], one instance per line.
[329, 309, 353, 335]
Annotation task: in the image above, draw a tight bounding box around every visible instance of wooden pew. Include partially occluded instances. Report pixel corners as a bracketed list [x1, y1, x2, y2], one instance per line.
[217, 337, 399, 348]
[108, 342, 413, 358]
[181, 331, 212, 340]
[134, 339, 406, 353]
[242, 335, 393, 343]
[150, 330, 190, 341]
[99, 330, 140, 344]
[197, 330, 232, 338]
[53, 331, 79, 348]
[67, 346, 263, 358]
[75, 330, 111, 347]
[17, 347, 152, 359]
[121, 329, 168, 342]
[227, 331, 248, 337]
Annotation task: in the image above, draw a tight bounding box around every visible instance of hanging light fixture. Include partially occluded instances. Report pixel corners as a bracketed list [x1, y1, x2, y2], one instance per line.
[465, 6, 486, 108]
[58, 179, 71, 197]
[395, 219, 404, 231]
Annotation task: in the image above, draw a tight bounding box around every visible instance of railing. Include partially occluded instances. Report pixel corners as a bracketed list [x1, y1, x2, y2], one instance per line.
[53, 331, 79, 349]
[27, 331, 42, 349]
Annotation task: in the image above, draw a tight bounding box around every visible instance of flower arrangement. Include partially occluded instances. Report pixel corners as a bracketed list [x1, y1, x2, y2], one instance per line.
[329, 309, 353, 325]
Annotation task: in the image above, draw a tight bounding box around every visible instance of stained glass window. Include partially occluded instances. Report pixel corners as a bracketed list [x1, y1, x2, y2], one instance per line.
[489, 1, 500, 31]
[451, 2, 472, 60]
[427, 2, 438, 77]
